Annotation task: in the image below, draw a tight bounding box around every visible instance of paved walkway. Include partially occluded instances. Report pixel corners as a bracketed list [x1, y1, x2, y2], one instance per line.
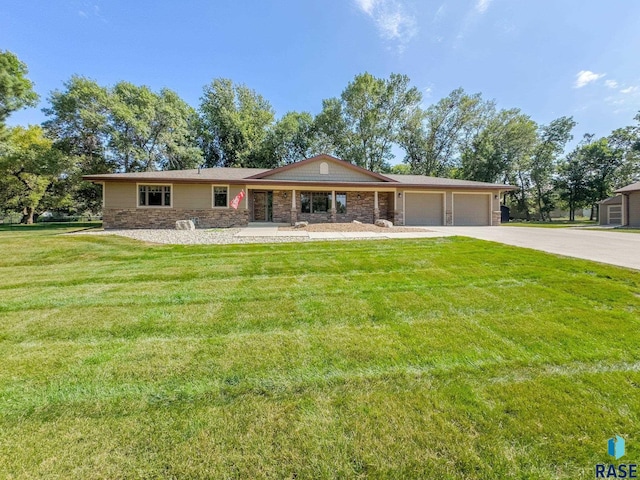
[428, 226, 640, 270]
[234, 226, 451, 240]
[236, 225, 640, 270]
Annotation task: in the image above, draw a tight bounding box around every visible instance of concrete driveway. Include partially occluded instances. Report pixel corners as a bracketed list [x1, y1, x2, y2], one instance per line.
[429, 226, 640, 270]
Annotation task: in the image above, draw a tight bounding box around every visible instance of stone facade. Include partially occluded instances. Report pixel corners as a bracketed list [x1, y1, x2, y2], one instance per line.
[393, 209, 404, 226]
[272, 190, 291, 224]
[103, 208, 249, 229]
[492, 210, 501, 226]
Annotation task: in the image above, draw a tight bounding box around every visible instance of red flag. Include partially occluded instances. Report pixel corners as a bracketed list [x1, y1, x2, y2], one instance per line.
[230, 189, 245, 210]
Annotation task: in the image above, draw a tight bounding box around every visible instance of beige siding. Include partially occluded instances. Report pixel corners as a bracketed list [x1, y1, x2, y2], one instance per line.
[491, 191, 500, 212]
[173, 184, 211, 209]
[404, 192, 444, 226]
[229, 185, 244, 202]
[629, 192, 640, 227]
[104, 182, 137, 208]
[599, 207, 608, 226]
[264, 159, 381, 182]
[453, 193, 491, 226]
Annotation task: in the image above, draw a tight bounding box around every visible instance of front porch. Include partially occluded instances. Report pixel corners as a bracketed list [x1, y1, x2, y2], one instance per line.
[247, 189, 397, 225]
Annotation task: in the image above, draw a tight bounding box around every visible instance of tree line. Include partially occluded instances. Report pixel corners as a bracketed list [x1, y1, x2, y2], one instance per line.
[1, 50, 639, 223]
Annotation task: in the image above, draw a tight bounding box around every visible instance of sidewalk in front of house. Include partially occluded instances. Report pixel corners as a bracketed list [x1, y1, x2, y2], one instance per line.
[233, 226, 453, 240]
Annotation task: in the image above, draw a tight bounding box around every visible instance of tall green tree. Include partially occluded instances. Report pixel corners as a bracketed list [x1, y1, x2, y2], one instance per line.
[253, 111, 317, 167]
[0, 50, 38, 133]
[315, 72, 421, 172]
[0, 126, 69, 223]
[45, 77, 202, 174]
[530, 116, 576, 220]
[460, 109, 537, 184]
[43, 76, 112, 213]
[608, 113, 640, 187]
[401, 88, 493, 176]
[198, 78, 274, 167]
[582, 136, 625, 218]
[109, 82, 201, 171]
[555, 141, 592, 221]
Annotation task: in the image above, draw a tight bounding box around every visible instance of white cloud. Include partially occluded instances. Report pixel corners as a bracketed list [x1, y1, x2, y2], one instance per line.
[605, 80, 618, 89]
[355, 0, 377, 15]
[574, 70, 605, 88]
[476, 0, 492, 14]
[620, 86, 639, 94]
[354, 0, 418, 50]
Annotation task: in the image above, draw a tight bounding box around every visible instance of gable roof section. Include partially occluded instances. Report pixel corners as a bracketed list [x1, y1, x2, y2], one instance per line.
[83, 156, 516, 190]
[599, 195, 622, 205]
[615, 181, 640, 193]
[246, 154, 397, 183]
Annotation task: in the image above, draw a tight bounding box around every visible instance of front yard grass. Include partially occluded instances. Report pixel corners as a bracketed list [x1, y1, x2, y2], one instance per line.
[503, 219, 596, 228]
[0, 227, 639, 479]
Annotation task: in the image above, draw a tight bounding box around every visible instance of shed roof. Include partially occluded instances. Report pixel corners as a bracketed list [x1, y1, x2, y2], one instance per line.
[599, 195, 622, 205]
[615, 182, 640, 193]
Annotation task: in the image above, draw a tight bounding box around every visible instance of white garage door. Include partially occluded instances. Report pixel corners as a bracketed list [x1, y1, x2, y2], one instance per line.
[404, 193, 444, 226]
[453, 194, 490, 226]
[608, 205, 622, 225]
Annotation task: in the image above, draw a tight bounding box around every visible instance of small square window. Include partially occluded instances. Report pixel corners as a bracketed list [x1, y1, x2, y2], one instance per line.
[213, 186, 228, 207]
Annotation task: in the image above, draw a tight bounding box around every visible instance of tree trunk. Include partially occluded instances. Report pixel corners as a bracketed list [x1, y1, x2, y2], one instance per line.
[21, 206, 35, 224]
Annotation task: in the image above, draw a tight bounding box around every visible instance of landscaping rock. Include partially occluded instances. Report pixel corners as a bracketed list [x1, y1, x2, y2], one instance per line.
[175, 220, 195, 231]
[352, 220, 362, 224]
[375, 219, 393, 228]
[294, 221, 309, 228]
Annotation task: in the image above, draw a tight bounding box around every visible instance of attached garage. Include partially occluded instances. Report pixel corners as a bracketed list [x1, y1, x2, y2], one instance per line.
[453, 193, 491, 226]
[404, 192, 444, 226]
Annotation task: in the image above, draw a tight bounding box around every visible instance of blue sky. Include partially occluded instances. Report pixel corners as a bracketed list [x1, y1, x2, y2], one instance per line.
[2, 0, 640, 161]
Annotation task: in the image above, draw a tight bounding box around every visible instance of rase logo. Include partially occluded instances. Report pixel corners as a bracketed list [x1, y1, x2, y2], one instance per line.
[596, 436, 637, 479]
[610, 436, 626, 461]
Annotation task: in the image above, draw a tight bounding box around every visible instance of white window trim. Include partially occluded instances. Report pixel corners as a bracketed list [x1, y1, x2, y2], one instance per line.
[212, 184, 230, 208]
[136, 183, 173, 208]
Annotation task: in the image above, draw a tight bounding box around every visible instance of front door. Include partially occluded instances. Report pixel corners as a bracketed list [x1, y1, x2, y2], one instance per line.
[252, 191, 273, 222]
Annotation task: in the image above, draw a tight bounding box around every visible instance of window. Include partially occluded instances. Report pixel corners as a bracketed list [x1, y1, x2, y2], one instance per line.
[139, 185, 171, 207]
[335, 193, 347, 214]
[301, 193, 311, 213]
[301, 192, 331, 213]
[213, 186, 228, 207]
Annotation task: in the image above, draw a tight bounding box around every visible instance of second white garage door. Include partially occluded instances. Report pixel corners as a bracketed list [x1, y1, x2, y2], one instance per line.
[453, 193, 491, 226]
[404, 193, 444, 226]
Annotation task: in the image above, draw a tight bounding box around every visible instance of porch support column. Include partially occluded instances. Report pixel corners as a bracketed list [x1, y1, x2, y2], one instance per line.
[374, 191, 380, 222]
[330, 190, 337, 223]
[290, 189, 297, 225]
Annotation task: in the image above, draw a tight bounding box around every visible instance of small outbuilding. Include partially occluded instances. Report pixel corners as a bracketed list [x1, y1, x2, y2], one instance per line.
[598, 196, 622, 226]
[614, 182, 640, 227]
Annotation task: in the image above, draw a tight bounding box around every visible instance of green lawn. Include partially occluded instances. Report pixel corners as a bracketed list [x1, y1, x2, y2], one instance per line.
[504, 220, 596, 228]
[1, 226, 639, 479]
[586, 227, 640, 234]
